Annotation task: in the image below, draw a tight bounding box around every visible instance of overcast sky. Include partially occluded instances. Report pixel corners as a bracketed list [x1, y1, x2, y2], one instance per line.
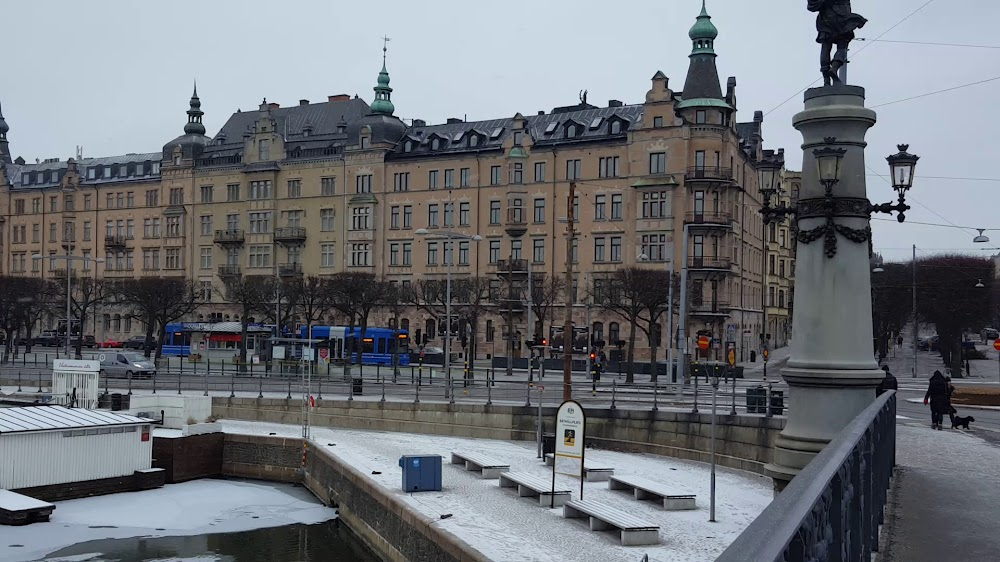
[3, 0, 997, 262]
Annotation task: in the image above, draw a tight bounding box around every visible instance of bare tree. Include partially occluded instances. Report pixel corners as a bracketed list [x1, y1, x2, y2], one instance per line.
[327, 272, 390, 377]
[111, 278, 205, 359]
[222, 275, 276, 370]
[0, 277, 55, 361]
[295, 276, 333, 336]
[529, 273, 564, 341]
[452, 276, 494, 367]
[592, 267, 672, 382]
[56, 277, 110, 359]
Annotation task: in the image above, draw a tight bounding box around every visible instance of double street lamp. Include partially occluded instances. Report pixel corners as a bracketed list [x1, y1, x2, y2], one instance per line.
[32, 253, 104, 358]
[415, 225, 483, 400]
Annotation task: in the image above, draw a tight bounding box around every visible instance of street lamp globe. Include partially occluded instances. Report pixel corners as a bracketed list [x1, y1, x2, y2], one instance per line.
[471, 235, 483, 241]
[973, 229, 990, 244]
[886, 144, 919, 193]
[414, 228, 430, 236]
[813, 144, 847, 185]
[976, 279, 986, 289]
[31, 253, 43, 259]
[757, 153, 782, 200]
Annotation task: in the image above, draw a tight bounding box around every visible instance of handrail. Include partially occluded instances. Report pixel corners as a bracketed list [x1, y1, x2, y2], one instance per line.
[716, 391, 896, 562]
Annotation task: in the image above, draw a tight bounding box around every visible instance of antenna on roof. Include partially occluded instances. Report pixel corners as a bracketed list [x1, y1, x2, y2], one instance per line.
[76, 145, 83, 161]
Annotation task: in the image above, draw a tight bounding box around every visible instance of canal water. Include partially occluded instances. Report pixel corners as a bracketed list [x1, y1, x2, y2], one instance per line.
[37, 520, 380, 561]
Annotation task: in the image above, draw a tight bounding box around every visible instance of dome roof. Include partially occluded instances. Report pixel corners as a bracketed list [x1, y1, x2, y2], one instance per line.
[689, 1, 718, 41]
[162, 133, 210, 161]
[346, 114, 407, 147]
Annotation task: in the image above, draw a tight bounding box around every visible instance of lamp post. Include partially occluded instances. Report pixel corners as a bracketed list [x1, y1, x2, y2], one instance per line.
[757, 153, 787, 356]
[33, 253, 104, 358]
[415, 226, 483, 401]
[709, 368, 720, 523]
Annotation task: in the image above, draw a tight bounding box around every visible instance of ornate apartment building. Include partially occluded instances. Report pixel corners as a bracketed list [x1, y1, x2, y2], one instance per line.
[0, 4, 794, 361]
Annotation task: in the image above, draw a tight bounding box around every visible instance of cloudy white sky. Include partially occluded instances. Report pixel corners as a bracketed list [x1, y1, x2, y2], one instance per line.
[3, 0, 997, 262]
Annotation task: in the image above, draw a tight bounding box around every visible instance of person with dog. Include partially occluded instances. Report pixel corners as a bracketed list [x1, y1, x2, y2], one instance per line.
[876, 365, 898, 397]
[924, 370, 951, 430]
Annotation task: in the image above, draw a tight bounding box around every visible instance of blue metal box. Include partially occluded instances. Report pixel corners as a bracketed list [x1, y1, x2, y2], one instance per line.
[398, 455, 442, 492]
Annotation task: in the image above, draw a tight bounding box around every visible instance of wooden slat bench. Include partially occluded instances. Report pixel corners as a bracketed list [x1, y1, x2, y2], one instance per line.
[563, 499, 660, 546]
[608, 475, 697, 510]
[498, 472, 571, 507]
[450, 451, 510, 479]
[0, 490, 55, 526]
[543, 453, 615, 481]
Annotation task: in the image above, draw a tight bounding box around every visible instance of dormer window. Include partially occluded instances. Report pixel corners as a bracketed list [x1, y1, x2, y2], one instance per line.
[431, 138, 441, 150]
[404, 141, 413, 153]
[566, 124, 578, 138]
[103, 166, 111, 179]
[469, 135, 479, 148]
[87, 167, 96, 180]
[258, 139, 270, 160]
[513, 131, 523, 146]
[360, 136, 370, 149]
[610, 121, 622, 135]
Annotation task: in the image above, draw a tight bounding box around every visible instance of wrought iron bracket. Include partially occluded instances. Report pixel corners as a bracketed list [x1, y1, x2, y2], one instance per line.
[761, 205, 797, 225]
[868, 193, 910, 223]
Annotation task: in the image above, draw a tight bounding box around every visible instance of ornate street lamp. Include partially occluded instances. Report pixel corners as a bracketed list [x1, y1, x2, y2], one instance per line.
[871, 144, 919, 223]
[758, 153, 795, 225]
[813, 143, 847, 190]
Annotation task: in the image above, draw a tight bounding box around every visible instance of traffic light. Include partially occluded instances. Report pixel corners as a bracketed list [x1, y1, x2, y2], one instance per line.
[461, 334, 468, 348]
[525, 339, 535, 349]
[590, 352, 596, 362]
[541, 338, 548, 347]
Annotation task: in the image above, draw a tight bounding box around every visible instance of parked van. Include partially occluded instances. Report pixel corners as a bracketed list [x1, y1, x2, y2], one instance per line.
[99, 351, 156, 379]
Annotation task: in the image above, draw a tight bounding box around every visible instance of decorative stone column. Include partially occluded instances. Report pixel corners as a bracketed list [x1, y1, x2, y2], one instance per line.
[765, 85, 881, 490]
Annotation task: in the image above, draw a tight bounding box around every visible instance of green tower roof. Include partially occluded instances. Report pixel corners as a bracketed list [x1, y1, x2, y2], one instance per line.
[370, 47, 395, 116]
[688, 1, 718, 43]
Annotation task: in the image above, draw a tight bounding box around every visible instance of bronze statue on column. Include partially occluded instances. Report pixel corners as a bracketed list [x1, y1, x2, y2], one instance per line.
[808, 0, 867, 85]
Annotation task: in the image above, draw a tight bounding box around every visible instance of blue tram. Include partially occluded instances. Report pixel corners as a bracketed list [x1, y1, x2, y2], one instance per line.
[302, 326, 410, 366]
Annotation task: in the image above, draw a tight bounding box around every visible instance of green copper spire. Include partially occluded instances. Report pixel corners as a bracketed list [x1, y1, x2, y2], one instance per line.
[370, 39, 395, 116]
[688, 0, 718, 55]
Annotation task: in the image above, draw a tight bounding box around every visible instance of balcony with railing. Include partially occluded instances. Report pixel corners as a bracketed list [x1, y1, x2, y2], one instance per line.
[689, 299, 732, 318]
[688, 255, 734, 278]
[104, 234, 128, 249]
[218, 264, 242, 278]
[685, 166, 734, 182]
[196, 153, 243, 167]
[492, 258, 529, 274]
[684, 211, 734, 229]
[278, 263, 303, 277]
[505, 189, 528, 238]
[273, 226, 307, 244]
[214, 229, 245, 245]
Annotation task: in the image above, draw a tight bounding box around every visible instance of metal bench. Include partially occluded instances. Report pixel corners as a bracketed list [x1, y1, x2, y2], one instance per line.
[563, 499, 660, 546]
[498, 472, 572, 507]
[450, 451, 510, 479]
[543, 453, 615, 481]
[608, 475, 697, 511]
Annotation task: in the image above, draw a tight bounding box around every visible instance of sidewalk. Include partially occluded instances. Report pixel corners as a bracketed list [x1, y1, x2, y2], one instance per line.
[881, 421, 1000, 561]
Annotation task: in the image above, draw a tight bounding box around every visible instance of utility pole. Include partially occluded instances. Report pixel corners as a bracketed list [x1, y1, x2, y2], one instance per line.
[562, 181, 577, 401]
[912, 243, 917, 378]
[584, 272, 591, 378]
[678, 224, 690, 385]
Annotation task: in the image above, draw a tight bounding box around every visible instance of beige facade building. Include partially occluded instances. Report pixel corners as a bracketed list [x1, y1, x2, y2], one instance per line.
[0, 4, 793, 362]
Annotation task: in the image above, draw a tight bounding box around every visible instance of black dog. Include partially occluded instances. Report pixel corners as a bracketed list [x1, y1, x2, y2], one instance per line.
[952, 415, 975, 430]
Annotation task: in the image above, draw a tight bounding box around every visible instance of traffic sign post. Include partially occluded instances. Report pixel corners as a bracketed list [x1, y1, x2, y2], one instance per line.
[762, 346, 770, 380]
[994, 339, 1000, 382]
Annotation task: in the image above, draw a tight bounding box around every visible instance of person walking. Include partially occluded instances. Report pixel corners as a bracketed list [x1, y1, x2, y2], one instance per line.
[876, 365, 898, 397]
[924, 370, 950, 430]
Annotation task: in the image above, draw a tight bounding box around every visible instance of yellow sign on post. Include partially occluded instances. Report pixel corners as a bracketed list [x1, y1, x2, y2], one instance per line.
[763, 348, 770, 361]
[728, 349, 736, 367]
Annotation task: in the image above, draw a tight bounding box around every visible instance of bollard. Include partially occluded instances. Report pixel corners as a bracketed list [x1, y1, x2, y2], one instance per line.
[730, 376, 737, 416]
[17, 371, 22, 392]
[230, 373, 235, 398]
[765, 383, 773, 418]
[104, 369, 109, 395]
[611, 379, 617, 410]
[37, 371, 43, 393]
[487, 373, 493, 405]
[525, 383, 532, 407]
[177, 371, 182, 395]
[258, 375, 263, 399]
[692, 375, 700, 414]
[381, 378, 386, 403]
[128, 373, 133, 396]
[449, 375, 455, 405]
[152, 372, 157, 394]
[287, 379, 292, 400]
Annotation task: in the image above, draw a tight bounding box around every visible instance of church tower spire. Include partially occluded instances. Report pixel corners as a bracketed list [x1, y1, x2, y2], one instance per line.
[184, 80, 206, 135]
[0, 99, 11, 164]
[370, 37, 395, 116]
[680, 1, 725, 104]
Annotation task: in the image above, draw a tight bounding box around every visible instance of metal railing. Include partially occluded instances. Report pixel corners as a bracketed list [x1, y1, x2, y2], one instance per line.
[684, 211, 734, 227]
[218, 264, 242, 277]
[274, 226, 307, 242]
[214, 229, 245, 244]
[716, 391, 896, 562]
[685, 166, 734, 181]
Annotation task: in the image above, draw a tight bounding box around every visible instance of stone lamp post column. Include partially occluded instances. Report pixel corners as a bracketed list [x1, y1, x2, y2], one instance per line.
[764, 85, 881, 490]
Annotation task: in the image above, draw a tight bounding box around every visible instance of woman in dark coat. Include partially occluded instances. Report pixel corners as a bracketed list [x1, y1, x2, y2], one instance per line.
[924, 370, 950, 430]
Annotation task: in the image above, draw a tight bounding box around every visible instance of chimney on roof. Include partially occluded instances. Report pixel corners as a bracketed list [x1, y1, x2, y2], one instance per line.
[608, 100, 623, 107]
[412, 119, 426, 127]
[446, 118, 463, 124]
[267, 102, 280, 110]
[299, 99, 309, 106]
[754, 110, 763, 123]
[328, 94, 350, 102]
[537, 111, 544, 115]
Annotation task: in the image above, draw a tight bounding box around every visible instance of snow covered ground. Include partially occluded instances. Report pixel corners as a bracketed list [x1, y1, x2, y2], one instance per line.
[0, 479, 335, 562]
[221, 419, 774, 562]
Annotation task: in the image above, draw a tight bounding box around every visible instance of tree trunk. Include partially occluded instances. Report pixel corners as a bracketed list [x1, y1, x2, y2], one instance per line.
[143, 317, 157, 360]
[74, 310, 89, 360]
[626, 319, 637, 383]
[648, 326, 659, 383]
[155, 323, 168, 361]
[239, 318, 249, 373]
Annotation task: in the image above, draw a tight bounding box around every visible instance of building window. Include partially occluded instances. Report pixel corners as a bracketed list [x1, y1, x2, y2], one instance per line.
[360, 136, 370, 149]
[489, 201, 501, 225]
[427, 204, 439, 228]
[225, 214, 238, 231]
[566, 124, 578, 138]
[197, 215, 211, 236]
[200, 185, 213, 203]
[696, 110, 707, 124]
[489, 240, 500, 264]
[490, 166, 502, 185]
[650, 152, 666, 174]
[258, 139, 270, 160]
[511, 163, 523, 184]
[769, 254, 776, 275]
[351, 207, 371, 230]
[390, 243, 400, 266]
[460, 168, 471, 187]
[83, 195, 92, 211]
[779, 259, 786, 278]
[64, 195, 74, 211]
[458, 241, 470, 265]
[595, 195, 606, 220]
[609, 322, 620, 345]
[167, 188, 183, 205]
[200, 281, 213, 301]
[610, 236, 622, 262]
[511, 239, 522, 261]
[13, 199, 24, 215]
[779, 290, 786, 308]
[284, 210, 302, 228]
[594, 238, 606, 262]
[610, 120, 622, 135]
[49, 222, 57, 242]
[769, 286, 776, 307]
[641, 234, 666, 261]
[226, 183, 240, 201]
[321, 208, 335, 231]
[444, 169, 455, 189]
[200, 247, 213, 269]
[533, 198, 545, 223]
[428, 170, 439, 190]
[164, 216, 181, 237]
[356, 174, 373, 193]
[32, 198, 42, 213]
[249, 212, 271, 234]
[402, 242, 412, 266]
[321, 243, 336, 267]
[350, 243, 371, 266]
[83, 221, 91, 241]
[165, 248, 181, 269]
[390, 206, 400, 229]
[249, 180, 272, 200]
[599, 156, 620, 178]
[513, 131, 523, 145]
[610, 194, 623, 220]
[532, 238, 544, 263]
[393, 172, 409, 192]
[534, 162, 546, 183]
[566, 159, 582, 180]
[321, 177, 336, 196]
[103, 167, 112, 179]
[642, 191, 668, 218]
[486, 320, 494, 342]
[403, 205, 412, 228]
[653, 116, 664, 128]
[460, 202, 471, 226]
[248, 245, 272, 268]
[287, 180, 301, 198]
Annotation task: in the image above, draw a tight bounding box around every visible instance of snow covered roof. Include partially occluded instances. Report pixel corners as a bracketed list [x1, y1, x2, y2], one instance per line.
[0, 405, 151, 435]
[182, 321, 271, 333]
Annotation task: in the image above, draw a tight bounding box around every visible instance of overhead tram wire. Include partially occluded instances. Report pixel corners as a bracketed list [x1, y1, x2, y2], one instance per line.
[870, 75, 1000, 108]
[866, 164, 979, 237]
[858, 39, 1000, 50]
[866, 174, 1000, 183]
[763, 0, 938, 117]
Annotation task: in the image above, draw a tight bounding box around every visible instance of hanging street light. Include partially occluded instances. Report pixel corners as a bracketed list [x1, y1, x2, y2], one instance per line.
[973, 229, 991, 244]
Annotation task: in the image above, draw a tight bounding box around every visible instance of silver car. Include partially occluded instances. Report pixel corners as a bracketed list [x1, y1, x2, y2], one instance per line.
[100, 351, 157, 379]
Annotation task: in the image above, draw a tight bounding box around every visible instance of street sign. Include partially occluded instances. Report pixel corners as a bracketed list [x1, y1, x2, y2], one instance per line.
[763, 348, 770, 361]
[697, 336, 710, 350]
[319, 348, 329, 359]
[994, 338, 1000, 351]
[726, 341, 736, 367]
[553, 400, 587, 502]
[727, 324, 737, 337]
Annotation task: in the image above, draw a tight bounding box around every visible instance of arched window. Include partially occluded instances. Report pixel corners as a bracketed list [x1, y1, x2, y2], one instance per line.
[388, 318, 397, 329]
[224, 314, 231, 322]
[486, 320, 494, 342]
[592, 322, 604, 344]
[425, 318, 436, 341]
[103, 314, 111, 331]
[401, 318, 410, 332]
[431, 138, 440, 150]
[404, 141, 413, 153]
[566, 124, 577, 138]
[609, 322, 620, 346]
[610, 121, 621, 135]
[113, 314, 121, 332]
[124, 317, 132, 332]
[469, 135, 479, 147]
